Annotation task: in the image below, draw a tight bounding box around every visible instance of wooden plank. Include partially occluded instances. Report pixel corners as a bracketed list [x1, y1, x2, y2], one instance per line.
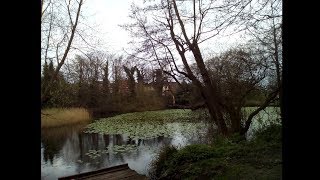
[83, 169, 146, 180]
[58, 164, 147, 180]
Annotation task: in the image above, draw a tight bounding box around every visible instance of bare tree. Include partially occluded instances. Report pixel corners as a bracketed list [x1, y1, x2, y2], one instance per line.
[207, 47, 278, 133]
[123, 0, 282, 136]
[243, 0, 283, 119]
[41, 0, 91, 106]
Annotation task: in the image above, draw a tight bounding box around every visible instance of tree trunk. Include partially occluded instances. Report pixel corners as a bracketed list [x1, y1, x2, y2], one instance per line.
[230, 109, 242, 134]
[170, 91, 175, 106]
[202, 88, 228, 136]
[192, 44, 229, 135]
[240, 88, 280, 135]
[169, 1, 229, 136]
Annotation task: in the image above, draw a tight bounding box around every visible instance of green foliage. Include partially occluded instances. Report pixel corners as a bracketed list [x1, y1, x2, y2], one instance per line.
[253, 124, 281, 144]
[123, 65, 136, 97]
[244, 89, 267, 106]
[41, 61, 50, 92]
[154, 69, 164, 96]
[41, 54, 195, 115]
[42, 60, 77, 108]
[102, 61, 110, 95]
[119, 89, 166, 112]
[150, 124, 282, 179]
[149, 146, 178, 179]
[172, 144, 217, 163]
[174, 82, 193, 106]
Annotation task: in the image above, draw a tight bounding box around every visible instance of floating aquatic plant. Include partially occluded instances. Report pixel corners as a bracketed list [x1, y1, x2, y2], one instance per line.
[85, 149, 109, 159]
[111, 144, 138, 153]
[84, 109, 209, 140]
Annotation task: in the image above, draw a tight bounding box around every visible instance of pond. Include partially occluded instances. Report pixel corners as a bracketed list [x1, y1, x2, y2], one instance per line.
[41, 108, 280, 180]
[41, 109, 212, 179]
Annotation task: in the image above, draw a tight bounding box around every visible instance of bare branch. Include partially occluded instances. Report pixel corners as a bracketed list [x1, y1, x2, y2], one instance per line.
[172, 0, 192, 46]
[241, 86, 280, 134]
[66, 0, 74, 28]
[41, 0, 51, 20]
[42, 0, 84, 104]
[193, 0, 196, 42]
[44, 5, 53, 63]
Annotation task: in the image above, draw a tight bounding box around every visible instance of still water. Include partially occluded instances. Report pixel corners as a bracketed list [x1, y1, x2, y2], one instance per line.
[41, 122, 210, 180]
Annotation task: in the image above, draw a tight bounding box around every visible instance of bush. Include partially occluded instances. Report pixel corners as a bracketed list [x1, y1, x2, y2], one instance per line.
[172, 144, 217, 164]
[150, 124, 282, 179]
[254, 124, 282, 144]
[149, 146, 178, 179]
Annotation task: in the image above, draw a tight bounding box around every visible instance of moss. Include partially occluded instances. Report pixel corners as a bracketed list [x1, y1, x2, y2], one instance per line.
[150, 124, 282, 180]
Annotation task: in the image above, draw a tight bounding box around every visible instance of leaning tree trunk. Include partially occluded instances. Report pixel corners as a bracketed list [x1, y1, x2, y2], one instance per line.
[192, 44, 229, 135]
[167, 0, 229, 136]
[201, 87, 229, 135]
[240, 88, 280, 135]
[230, 108, 242, 134]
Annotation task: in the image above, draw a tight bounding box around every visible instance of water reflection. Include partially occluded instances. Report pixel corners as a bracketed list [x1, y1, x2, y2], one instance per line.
[41, 122, 209, 180]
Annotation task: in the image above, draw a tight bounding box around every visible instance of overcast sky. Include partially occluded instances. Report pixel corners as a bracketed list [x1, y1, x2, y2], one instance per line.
[85, 0, 137, 53]
[84, 0, 247, 56]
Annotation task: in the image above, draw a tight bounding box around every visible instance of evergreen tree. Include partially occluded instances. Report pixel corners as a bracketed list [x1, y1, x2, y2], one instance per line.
[154, 69, 164, 96]
[88, 64, 99, 108]
[102, 61, 109, 95]
[123, 65, 136, 98]
[48, 60, 55, 80]
[41, 60, 49, 93]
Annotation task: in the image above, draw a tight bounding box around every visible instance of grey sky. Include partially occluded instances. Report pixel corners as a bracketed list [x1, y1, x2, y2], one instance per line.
[85, 0, 136, 53]
[84, 0, 247, 56]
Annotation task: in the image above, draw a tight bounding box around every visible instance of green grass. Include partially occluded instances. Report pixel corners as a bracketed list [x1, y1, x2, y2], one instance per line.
[41, 108, 91, 128]
[149, 124, 282, 180]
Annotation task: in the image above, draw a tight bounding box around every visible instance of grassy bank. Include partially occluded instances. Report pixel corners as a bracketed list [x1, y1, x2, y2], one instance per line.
[150, 124, 282, 179]
[41, 108, 91, 128]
